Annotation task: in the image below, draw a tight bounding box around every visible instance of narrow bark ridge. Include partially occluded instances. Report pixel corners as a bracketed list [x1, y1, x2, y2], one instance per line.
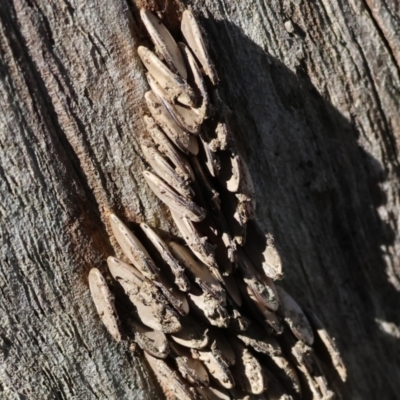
[88, 8, 347, 400]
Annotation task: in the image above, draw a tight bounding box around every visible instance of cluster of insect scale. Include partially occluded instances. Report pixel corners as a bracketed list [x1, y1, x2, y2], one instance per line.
[88, 8, 347, 400]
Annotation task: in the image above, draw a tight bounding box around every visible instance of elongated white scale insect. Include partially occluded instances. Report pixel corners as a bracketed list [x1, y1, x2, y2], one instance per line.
[145, 91, 199, 155]
[197, 386, 230, 400]
[144, 115, 195, 182]
[147, 72, 201, 135]
[243, 282, 283, 334]
[169, 209, 222, 282]
[181, 10, 219, 85]
[237, 250, 279, 311]
[276, 286, 314, 346]
[109, 213, 159, 280]
[229, 338, 265, 395]
[127, 317, 170, 359]
[188, 290, 229, 329]
[143, 170, 206, 222]
[170, 316, 209, 350]
[170, 341, 210, 388]
[107, 257, 182, 334]
[153, 272, 190, 317]
[138, 45, 196, 107]
[290, 340, 334, 399]
[144, 352, 199, 400]
[199, 135, 221, 178]
[179, 42, 211, 122]
[88, 268, 122, 342]
[141, 142, 194, 198]
[140, 222, 190, 292]
[194, 347, 235, 389]
[209, 330, 235, 366]
[140, 8, 188, 79]
[307, 310, 347, 382]
[169, 241, 225, 303]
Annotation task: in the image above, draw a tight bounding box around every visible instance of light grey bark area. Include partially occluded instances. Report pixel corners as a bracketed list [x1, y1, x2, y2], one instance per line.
[0, 0, 399, 398]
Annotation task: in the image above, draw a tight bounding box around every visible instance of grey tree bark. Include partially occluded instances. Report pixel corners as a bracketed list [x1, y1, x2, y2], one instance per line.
[1, 0, 399, 399]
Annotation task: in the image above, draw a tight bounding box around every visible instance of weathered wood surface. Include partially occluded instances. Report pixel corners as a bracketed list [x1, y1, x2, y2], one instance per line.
[1, 0, 399, 398]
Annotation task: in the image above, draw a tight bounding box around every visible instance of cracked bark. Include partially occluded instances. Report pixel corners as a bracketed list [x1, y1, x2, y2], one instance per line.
[1, 0, 399, 399]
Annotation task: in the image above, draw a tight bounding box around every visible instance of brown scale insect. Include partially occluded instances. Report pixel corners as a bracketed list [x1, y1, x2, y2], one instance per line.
[87, 7, 347, 400]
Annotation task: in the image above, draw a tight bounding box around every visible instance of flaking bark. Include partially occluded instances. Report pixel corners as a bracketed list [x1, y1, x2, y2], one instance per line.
[1, 0, 400, 398]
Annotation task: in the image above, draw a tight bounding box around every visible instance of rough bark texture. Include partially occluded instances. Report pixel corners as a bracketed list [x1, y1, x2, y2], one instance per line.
[1, 0, 399, 399]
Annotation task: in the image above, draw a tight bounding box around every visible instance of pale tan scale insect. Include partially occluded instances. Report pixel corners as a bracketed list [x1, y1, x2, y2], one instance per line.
[228, 308, 249, 332]
[215, 215, 237, 266]
[170, 341, 210, 387]
[190, 155, 220, 209]
[290, 340, 334, 400]
[107, 256, 144, 288]
[138, 45, 196, 107]
[193, 347, 235, 389]
[196, 386, 231, 400]
[140, 223, 190, 292]
[143, 170, 206, 222]
[107, 257, 181, 334]
[140, 8, 188, 79]
[261, 240, 283, 281]
[169, 209, 222, 281]
[223, 153, 241, 193]
[170, 316, 209, 349]
[147, 72, 202, 135]
[169, 241, 225, 302]
[200, 135, 221, 178]
[145, 91, 199, 155]
[219, 153, 255, 226]
[179, 42, 211, 122]
[230, 338, 266, 395]
[221, 193, 247, 246]
[226, 154, 256, 227]
[126, 317, 170, 359]
[141, 142, 194, 198]
[209, 330, 236, 366]
[235, 192, 256, 227]
[246, 284, 283, 334]
[181, 9, 219, 85]
[108, 250, 188, 317]
[109, 213, 159, 280]
[152, 272, 190, 316]
[262, 346, 301, 397]
[144, 115, 195, 181]
[307, 311, 347, 382]
[236, 324, 283, 357]
[211, 120, 230, 152]
[244, 223, 284, 281]
[161, 95, 203, 136]
[188, 290, 229, 328]
[237, 250, 279, 312]
[88, 268, 122, 342]
[144, 352, 199, 400]
[276, 286, 314, 346]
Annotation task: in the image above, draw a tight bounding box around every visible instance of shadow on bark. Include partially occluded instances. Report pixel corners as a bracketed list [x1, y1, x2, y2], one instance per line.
[198, 16, 400, 399]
